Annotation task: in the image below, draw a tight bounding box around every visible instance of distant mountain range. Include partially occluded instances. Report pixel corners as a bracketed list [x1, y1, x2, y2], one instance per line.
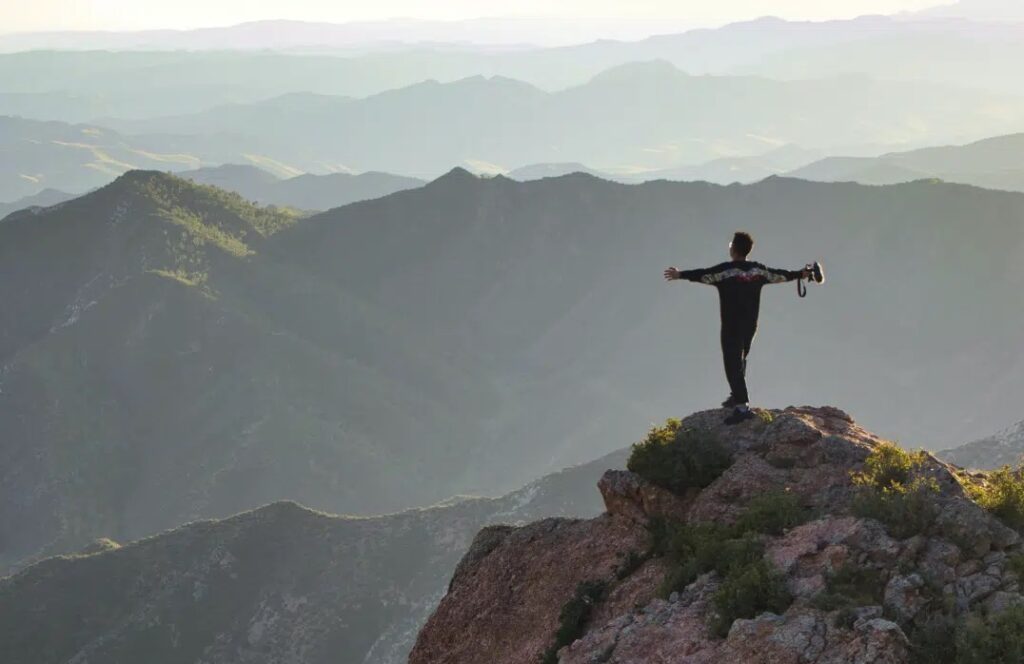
[509, 133, 1024, 190]
[5, 169, 1023, 572]
[504, 145, 827, 185]
[940, 420, 1024, 469]
[13, 124, 1018, 211]
[0, 447, 625, 663]
[0, 17, 698, 52]
[0, 115, 267, 201]
[0, 116, 425, 203]
[0, 188, 74, 219]
[96, 61, 1024, 175]
[787, 134, 1024, 192]
[181, 164, 425, 210]
[917, 0, 1024, 20]
[3, 15, 1024, 124]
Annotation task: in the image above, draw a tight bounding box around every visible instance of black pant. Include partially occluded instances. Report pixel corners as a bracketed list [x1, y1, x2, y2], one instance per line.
[721, 325, 756, 404]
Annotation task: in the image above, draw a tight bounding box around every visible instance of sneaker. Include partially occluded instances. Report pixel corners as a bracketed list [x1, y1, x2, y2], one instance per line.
[721, 395, 743, 409]
[724, 407, 756, 426]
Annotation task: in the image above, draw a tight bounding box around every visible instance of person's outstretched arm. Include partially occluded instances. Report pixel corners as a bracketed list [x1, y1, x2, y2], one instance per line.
[759, 264, 811, 284]
[664, 265, 723, 284]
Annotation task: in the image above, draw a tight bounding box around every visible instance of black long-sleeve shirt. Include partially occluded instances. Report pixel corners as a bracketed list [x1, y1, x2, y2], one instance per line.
[677, 261, 803, 333]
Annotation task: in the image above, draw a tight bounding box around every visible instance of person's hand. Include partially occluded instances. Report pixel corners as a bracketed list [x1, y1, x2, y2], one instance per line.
[664, 267, 681, 281]
[801, 267, 813, 280]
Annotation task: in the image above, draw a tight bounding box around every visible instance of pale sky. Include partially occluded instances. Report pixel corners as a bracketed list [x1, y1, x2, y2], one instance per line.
[4, 0, 944, 33]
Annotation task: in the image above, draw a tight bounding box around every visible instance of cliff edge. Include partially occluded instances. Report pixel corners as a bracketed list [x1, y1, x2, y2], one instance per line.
[411, 406, 1024, 664]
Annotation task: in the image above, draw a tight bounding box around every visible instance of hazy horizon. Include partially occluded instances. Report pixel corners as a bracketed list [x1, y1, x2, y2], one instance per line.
[0, 0, 963, 42]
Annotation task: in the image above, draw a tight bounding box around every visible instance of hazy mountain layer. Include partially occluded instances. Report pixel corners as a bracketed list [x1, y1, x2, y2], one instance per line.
[4, 16, 1024, 122]
[98, 62, 1024, 176]
[917, 0, 1024, 21]
[788, 133, 1024, 192]
[181, 164, 425, 211]
[4, 169, 1024, 572]
[939, 420, 1024, 470]
[0, 115, 273, 201]
[0, 188, 74, 219]
[0, 447, 623, 664]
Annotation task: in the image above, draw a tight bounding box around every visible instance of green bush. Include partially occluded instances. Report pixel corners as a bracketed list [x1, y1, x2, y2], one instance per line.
[853, 442, 930, 492]
[615, 550, 647, 581]
[709, 560, 792, 637]
[1007, 553, 1024, 580]
[654, 491, 810, 631]
[954, 606, 1024, 664]
[811, 564, 883, 614]
[908, 614, 958, 664]
[733, 490, 808, 536]
[657, 524, 763, 596]
[852, 477, 939, 539]
[541, 580, 608, 664]
[628, 420, 731, 494]
[852, 444, 939, 539]
[967, 466, 1024, 530]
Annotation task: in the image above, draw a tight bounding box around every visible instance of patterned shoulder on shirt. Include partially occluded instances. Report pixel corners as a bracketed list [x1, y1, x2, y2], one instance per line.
[699, 262, 786, 285]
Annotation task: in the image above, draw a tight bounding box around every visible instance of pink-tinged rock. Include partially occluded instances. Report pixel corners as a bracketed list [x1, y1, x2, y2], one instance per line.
[411, 407, 993, 664]
[718, 610, 909, 664]
[598, 470, 695, 525]
[817, 619, 910, 664]
[409, 515, 648, 664]
[560, 577, 721, 664]
[766, 517, 868, 574]
[590, 557, 669, 627]
[884, 574, 926, 622]
[686, 455, 789, 524]
[984, 591, 1024, 614]
[917, 538, 960, 586]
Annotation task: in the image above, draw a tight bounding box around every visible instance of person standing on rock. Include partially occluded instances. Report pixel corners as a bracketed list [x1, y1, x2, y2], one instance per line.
[664, 231, 812, 425]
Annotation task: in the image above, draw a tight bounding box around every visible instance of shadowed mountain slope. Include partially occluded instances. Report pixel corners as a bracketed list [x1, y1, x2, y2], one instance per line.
[0, 171, 489, 569]
[4, 169, 1024, 573]
[0, 446, 625, 664]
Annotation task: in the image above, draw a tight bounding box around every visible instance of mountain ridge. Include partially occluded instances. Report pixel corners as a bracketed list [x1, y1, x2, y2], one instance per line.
[5, 169, 1024, 574]
[0, 446, 627, 664]
[93, 62, 1024, 175]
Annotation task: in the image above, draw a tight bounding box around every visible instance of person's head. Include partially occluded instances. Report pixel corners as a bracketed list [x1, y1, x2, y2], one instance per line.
[729, 231, 753, 261]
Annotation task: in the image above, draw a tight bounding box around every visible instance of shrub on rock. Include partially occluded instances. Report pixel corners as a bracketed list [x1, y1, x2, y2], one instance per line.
[966, 466, 1024, 530]
[627, 419, 731, 494]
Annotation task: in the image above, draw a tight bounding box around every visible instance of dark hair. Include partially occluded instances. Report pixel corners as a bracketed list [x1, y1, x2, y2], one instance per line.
[731, 231, 753, 258]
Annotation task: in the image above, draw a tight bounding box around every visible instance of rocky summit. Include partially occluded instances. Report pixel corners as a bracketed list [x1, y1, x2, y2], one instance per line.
[411, 406, 1024, 664]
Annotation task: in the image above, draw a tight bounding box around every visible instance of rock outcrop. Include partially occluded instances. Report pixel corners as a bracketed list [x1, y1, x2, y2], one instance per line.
[411, 407, 1024, 664]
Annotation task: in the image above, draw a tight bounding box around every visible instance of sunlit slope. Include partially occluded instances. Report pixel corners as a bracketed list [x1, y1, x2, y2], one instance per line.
[0, 171, 492, 569]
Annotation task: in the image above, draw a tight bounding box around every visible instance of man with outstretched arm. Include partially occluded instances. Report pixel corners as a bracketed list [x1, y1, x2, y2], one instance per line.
[664, 231, 811, 425]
